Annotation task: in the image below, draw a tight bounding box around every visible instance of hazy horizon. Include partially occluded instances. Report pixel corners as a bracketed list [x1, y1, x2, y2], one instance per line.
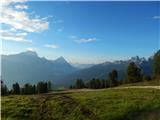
[1, 49, 157, 65]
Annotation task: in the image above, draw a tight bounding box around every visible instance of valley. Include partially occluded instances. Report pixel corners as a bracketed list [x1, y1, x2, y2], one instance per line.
[1, 51, 153, 88]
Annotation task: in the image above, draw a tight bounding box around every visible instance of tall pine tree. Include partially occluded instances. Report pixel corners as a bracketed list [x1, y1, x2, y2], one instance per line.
[153, 50, 160, 78]
[126, 62, 142, 83]
[12, 82, 20, 94]
[108, 69, 118, 87]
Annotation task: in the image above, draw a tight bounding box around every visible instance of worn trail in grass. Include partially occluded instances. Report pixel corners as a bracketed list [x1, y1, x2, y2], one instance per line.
[2, 88, 160, 120]
[31, 93, 100, 120]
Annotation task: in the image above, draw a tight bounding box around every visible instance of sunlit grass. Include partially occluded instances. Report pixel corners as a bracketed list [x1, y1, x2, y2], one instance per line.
[2, 88, 160, 120]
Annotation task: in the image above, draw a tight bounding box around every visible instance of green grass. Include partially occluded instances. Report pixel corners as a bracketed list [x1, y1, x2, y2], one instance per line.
[69, 89, 160, 120]
[1, 95, 39, 120]
[120, 79, 160, 86]
[2, 88, 160, 120]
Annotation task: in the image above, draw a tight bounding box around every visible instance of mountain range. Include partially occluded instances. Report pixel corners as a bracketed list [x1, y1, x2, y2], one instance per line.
[58, 56, 153, 86]
[1, 51, 153, 88]
[1, 51, 76, 88]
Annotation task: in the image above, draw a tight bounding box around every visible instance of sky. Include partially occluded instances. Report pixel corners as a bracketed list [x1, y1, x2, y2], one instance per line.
[1, 1, 160, 64]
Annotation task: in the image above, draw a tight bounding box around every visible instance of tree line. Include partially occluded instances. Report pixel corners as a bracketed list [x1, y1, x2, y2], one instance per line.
[71, 50, 160, 89]
[1, 81, 52, 95]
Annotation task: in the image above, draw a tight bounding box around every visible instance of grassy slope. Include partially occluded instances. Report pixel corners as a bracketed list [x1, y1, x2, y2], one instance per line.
[2, 88, 160, 120]
[120, 79, 160, 87]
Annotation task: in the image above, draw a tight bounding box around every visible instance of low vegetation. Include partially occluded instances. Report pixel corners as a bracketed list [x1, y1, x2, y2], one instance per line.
[2, 88, 160, 120]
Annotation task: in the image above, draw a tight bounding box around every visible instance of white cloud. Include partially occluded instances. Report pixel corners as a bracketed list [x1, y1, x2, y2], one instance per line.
[0, 30, 32, 43]
[74, 38, 96, 43]
[1, 7, 49, 32]
[1, 0, 27, 6]
[70, 35, 97, 44]
[27, 47, 37, 51]
[0, 0, 49, 43]
[153, 16, 160, 19]
[44, 44, 59, 49]
[15, 5, 28, 10]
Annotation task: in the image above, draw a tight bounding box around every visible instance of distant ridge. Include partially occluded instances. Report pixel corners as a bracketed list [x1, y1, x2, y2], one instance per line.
[53, 56, 68, 64]
[58, 56, 153, 86]
[2, 51, 77, 88]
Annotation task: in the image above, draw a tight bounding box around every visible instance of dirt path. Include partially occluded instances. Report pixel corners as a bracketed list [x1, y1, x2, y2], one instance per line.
[28, 86, 160, 120]
[115, 86, 160, 89]
[58, 94, 101, 120]
[31, 86, 160, 120]
[47, 86, 160, 95]
[31, 94, 56, 120]
[31, 93, 101, 120]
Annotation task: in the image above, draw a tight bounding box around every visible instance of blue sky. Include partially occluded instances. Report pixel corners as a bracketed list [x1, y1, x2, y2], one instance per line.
[1, 1, 160, 63]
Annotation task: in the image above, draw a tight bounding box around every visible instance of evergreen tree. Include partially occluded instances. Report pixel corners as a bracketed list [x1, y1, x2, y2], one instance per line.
[108, 69, 118, 87]
[21, 84, 37, 94]
[89, 78, 96, 89]
[126, 62, 142, 83]
[22, 83, 33, 94]
[153, 50, 160, 78]
[87, 78, 102, 89]
[32, 85, 37, 94]
[47, 81, 52, 91]
[75, 79, 85, 89]
[95, 79, 101, 89]
[85, 81, 90, 88]
[142, 75, 152, 81]
[105, 79, 110, 88]
[37, 82, 48, 93]
[1, 80, 8, 95]
[69, 85, 73, 89]
[44, 82, 48, 93]
[12, 82, 20, 94]
[101, 79, 106, 88]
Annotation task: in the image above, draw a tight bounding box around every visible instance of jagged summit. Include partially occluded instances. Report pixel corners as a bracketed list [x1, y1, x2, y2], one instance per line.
[54, 56, 68, 63]
[130, 56, 146, 64]
[2, 52, 76, 88]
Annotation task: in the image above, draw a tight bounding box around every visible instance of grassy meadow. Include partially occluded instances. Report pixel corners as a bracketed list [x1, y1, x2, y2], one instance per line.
[2, 88, 160, 120]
